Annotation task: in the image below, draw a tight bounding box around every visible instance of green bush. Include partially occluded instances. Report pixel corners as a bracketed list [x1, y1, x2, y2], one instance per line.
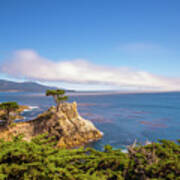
[0, 135, 179, 180]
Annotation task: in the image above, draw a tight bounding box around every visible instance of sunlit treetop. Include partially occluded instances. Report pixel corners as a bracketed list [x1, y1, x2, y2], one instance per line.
[0, 102, 19, 111]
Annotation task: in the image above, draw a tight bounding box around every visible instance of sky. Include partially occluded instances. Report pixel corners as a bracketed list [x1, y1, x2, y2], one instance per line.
[0, 0, 180, 91]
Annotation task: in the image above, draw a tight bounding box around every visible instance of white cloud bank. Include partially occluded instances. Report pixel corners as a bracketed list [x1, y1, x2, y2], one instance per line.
[1, 49, 180, 91]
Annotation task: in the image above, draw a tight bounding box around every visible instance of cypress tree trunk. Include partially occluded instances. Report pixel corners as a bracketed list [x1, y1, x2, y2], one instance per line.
[5, 109, 10, 126]
[57, 102, 60, 112]
[54, 95, 59, 112]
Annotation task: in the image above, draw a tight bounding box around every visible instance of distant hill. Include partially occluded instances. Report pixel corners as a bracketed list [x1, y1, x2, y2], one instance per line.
[0, 80, 74, 93]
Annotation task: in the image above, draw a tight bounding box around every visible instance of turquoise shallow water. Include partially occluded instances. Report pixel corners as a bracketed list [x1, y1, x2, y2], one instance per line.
[0, 92, 180, 150]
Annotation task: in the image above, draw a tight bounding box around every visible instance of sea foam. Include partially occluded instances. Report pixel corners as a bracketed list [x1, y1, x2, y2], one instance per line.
[23, 106, 39, 112]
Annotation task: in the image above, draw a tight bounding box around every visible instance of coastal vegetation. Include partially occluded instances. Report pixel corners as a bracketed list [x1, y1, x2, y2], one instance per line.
[0, 134, 179, 180]
[0, 102, 19, 126]
[46, 89, 68, 112]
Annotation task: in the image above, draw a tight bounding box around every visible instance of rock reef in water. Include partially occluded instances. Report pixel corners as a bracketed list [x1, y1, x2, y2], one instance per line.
[0, 102, 103, 148]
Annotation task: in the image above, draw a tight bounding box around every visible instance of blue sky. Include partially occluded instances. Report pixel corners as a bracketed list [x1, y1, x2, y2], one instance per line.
[0, 0, 180, 91]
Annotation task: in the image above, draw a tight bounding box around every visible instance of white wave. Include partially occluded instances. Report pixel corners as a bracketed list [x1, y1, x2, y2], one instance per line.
[23, 106, 39, 112]
[29, 106, 39, 109]
[121, 149, 128, 153]
[145, 140, 152, 145]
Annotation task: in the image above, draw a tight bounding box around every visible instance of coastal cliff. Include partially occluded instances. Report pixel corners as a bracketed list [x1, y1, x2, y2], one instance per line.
[0, 102, 103, 148]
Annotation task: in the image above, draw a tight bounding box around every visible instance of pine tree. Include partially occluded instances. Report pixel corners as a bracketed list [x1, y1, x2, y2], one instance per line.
[0, 102, 19, 126]
[46, 89, 68, 112]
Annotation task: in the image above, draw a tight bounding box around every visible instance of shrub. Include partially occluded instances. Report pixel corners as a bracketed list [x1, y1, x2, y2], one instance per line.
[0, 135, 179, 180]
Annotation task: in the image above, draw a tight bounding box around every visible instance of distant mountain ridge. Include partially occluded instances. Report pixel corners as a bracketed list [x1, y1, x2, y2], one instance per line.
[0, 80, 73, 92]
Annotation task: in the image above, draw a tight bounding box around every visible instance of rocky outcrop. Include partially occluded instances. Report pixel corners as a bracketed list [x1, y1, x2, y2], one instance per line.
[0, 102, 103, 148]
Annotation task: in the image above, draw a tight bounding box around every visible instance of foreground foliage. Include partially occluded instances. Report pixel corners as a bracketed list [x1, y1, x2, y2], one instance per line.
[0, 135, 179, 180]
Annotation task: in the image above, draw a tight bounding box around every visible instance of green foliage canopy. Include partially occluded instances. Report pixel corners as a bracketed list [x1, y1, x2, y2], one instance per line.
[0, 102, 19, 126]
[0, 134, 179, 180]
[46, 89, 68, 112]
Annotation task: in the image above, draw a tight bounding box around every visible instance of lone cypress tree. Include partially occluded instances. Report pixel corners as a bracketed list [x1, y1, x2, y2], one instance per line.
[46, 89, 68, 112]
[0, 102, 19, 126]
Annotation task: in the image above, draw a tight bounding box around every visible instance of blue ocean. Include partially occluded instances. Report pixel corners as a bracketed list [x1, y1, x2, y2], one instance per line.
[0, 92, 180, 150]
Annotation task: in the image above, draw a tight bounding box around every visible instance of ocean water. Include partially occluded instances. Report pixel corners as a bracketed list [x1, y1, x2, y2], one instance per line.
[0, 92, 180, 150]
